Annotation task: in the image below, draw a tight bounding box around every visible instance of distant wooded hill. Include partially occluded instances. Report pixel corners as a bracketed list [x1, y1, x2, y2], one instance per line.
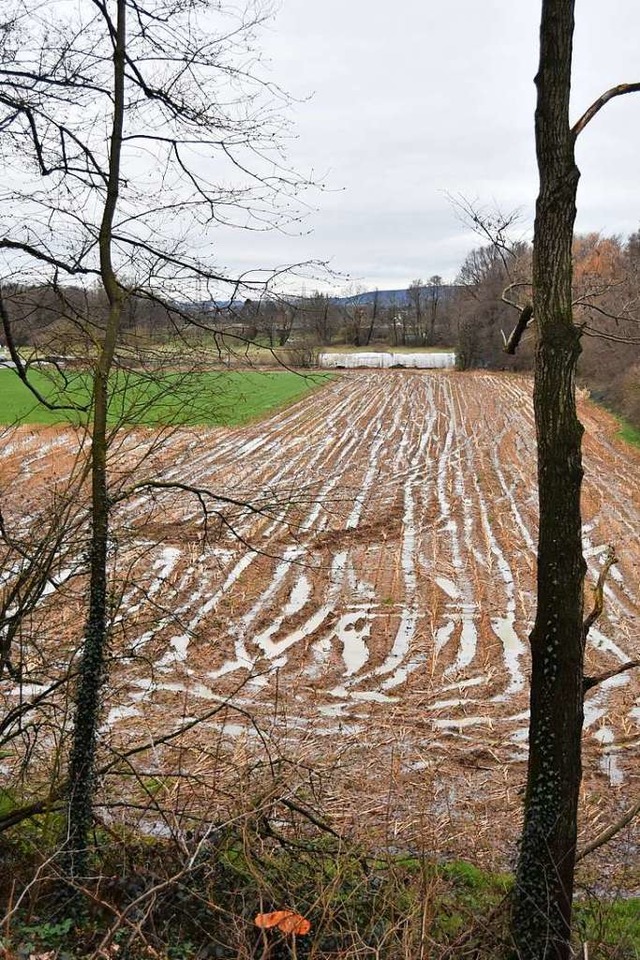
[197, 285, 461, 312]
[334, 286, 461, 308]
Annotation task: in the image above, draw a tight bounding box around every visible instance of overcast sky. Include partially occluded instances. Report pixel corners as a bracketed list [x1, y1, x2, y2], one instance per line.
[217, 1, 640, 294]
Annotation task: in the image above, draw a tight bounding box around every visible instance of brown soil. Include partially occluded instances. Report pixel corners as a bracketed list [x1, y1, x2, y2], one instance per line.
[1, 371, 638, 874]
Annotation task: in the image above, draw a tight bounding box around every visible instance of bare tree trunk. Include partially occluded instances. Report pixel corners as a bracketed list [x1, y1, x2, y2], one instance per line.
[511, 2, 586, 958]
[364, 289, 378, 345]
[65, 0, 126, 878]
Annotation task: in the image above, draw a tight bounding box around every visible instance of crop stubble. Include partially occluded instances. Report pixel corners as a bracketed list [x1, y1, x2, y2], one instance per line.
[1, 371, 639, 860]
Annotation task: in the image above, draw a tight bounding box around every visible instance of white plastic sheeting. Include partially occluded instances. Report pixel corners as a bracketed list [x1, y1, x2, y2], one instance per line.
[319, 351, 456, 369]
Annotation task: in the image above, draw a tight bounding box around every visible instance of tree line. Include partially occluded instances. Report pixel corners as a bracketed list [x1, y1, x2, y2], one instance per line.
[4, 231, 639, 430]
[453, 229, 640, 429]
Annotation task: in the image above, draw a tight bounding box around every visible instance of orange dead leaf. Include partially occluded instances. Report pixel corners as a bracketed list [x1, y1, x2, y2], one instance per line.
[277, 913, 311, 936]
[255, 911, 285, 929]
[254, 910, 311, 936]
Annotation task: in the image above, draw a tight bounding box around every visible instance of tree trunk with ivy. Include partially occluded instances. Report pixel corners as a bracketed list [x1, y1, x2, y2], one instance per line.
[511, 2, 586, 958]
[65, 0, 126, 879]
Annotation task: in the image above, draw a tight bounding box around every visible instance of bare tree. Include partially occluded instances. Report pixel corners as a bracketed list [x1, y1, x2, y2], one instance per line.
[426, 275, 441, 345]
[300, 291, 335, 345]
[0, 0, 310, 879]
[452, 242, 525, 368]
[509, 4, 640, 958]
[406, 279, 426, 345]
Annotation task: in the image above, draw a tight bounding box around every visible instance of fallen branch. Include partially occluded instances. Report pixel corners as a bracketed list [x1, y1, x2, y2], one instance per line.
[0, 792, 64, 832]
[280, 796, 343, 842]
[576, 796, 640, 862]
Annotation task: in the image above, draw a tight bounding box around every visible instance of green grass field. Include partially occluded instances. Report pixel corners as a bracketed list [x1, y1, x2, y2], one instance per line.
[0, 367, 330, 428]
[617, 418, 640, 447]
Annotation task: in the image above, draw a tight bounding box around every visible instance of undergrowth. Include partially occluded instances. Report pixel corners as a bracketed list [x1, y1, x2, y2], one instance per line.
[0, 824, 637, 960]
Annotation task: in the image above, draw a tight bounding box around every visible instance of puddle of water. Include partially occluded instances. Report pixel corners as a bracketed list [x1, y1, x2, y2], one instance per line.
[255, 552, 348, 659]
[432, 715, 493, 730]
[373, 607, 419, 677]
[329, 684, 398, 704]
[435, 576, 460, 600]
[381, 652, 429, 690]
[104, 704, 141, 727]
[431, 697, 478, 710]
[335, 611, 371, 676]
[434, 620, 455, 656]
[584, 704, 606, 728]
[588, 628, 633, 664]
[444, 604, 478, 675]
[593, 726, 625, 786]
[346, 429, 386, 529]
[285, 574, 312, 615]
[160, 633, 190, 664]
[490, 616, 526, 699]
[441, 675, 489, 692]
[318, 703, 348, 717]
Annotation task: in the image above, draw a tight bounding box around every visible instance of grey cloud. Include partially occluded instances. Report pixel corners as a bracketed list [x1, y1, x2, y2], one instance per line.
[212, 1, 640, 291]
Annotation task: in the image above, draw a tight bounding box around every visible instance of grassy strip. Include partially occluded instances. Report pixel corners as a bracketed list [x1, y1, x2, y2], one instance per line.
[616, 418, 640, 447]
[0, 367, 330, 428]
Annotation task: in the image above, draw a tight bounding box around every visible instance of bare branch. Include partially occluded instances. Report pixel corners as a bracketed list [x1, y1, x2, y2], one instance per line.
[576, 796, 640, 862]
[583, 660, 640, 693]
[0, 287, 89, 412]
[580, 547, 639, 690]
[447, 193, 523, 277]
[279, 796, 343, 841]
[501, 281, 532, 312]
[582, 546, 617, 636]
[574, 294, 640, 325]
[0, 239, 96, 276]
[572, 83, 640, 139]
[112, 478, 282, 517]
[503, 302, 533, 355]
[582, 325, 640, 345]
[98, 685, 265, 778]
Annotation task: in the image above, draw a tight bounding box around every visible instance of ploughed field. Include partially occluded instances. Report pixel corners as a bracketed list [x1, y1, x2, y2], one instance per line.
[2, 371, 639, 863]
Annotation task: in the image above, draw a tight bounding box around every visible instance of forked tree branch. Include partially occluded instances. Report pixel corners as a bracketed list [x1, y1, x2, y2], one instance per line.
[113, 478, 283, 517]
[503, 302, 533, 355]
[572, 82, 640, 138]
[582, 326, 640, 345]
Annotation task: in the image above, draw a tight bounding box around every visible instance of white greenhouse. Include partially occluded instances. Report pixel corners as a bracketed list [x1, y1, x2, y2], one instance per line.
[318, 351, 456, 370]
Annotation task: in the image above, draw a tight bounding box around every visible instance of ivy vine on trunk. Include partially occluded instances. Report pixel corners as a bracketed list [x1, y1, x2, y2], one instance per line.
[511, 2, 640, 958]
[65, 0, 127, 878]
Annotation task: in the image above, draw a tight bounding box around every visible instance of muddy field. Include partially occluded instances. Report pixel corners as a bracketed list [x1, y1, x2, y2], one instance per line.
[2, 371, 639, 867]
